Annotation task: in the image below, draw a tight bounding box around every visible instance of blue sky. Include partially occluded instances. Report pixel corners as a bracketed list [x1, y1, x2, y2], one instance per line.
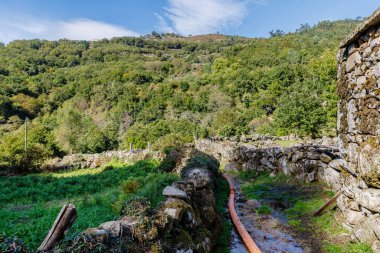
[0, 0, 379, 43]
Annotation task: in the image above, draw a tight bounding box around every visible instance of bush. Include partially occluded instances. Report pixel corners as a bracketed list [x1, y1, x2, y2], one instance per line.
[0, 131, 52, 173]
[120, 178, 139, 194]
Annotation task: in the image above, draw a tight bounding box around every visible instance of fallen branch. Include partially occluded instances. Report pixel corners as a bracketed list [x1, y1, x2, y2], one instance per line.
[313, 191, 342, 217]
[38, 203, 77, 252]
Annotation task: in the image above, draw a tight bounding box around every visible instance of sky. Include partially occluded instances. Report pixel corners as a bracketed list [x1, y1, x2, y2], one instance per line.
[0, 0, 379, 43]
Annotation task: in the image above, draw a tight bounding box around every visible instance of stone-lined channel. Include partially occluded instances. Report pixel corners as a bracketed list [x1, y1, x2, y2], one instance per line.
[229, 175, 305, 253]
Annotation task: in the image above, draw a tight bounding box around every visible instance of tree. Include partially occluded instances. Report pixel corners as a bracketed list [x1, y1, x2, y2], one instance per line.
[272, 83, 327, 137]
[269, 29, 285, 37]
[54, 107, 109, 154]
[0, 95, 13, 119]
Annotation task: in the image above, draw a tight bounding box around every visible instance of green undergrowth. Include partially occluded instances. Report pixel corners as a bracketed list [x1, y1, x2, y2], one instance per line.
[214, 174, 233, 253]
[0, 159, 178, 250]
[238, 171, 372, 253]
[256, 204, 273, 215]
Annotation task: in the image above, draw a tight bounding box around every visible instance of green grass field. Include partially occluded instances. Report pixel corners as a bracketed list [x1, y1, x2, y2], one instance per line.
[0, 160, 178, 250]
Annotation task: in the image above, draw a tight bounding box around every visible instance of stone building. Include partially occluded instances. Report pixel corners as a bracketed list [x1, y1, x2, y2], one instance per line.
[337, 8, 380, 251]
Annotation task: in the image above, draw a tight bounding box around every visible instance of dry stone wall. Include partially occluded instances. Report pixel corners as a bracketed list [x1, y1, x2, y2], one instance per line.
[337, 8, 380, 251]
[42, 149, 160, 171]
[53, 148, 223, 253]
[195, 139, 341, 189]
[195, 136, 380, 250]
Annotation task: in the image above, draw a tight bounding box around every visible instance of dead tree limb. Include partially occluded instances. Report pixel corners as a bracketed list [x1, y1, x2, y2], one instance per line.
[313, 191, 342, 217]
[38, 203, 77, 252]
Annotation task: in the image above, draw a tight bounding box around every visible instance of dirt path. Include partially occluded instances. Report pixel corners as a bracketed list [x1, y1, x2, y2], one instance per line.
[229, 176, 308, 253]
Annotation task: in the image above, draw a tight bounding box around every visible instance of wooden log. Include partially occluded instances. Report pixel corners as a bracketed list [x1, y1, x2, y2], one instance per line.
[313, 191, 342, 217]
[38, 203, 77, 252]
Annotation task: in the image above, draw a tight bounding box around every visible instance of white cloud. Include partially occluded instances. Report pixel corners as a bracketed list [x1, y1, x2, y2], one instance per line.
[155, 14, 174, 33]
[158, 0, 251, 35]
[58, 19, 139, 40]
[0, 15, 139, 43]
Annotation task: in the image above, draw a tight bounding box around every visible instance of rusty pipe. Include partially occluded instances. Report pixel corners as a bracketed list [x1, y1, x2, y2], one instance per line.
[223, 174, 262, 253]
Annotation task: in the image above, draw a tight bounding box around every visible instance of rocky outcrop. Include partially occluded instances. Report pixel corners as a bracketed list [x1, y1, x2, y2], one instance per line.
[54, 148, 223, 253]
[337, 8, 380, 251]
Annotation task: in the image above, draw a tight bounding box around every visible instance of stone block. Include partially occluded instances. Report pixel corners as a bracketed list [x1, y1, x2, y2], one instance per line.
[346, 51, 362, 73]
[163, 186, 189, 200]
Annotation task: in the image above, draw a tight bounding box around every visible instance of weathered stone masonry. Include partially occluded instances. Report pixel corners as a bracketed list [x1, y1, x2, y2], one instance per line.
[337, 8, 380, 251]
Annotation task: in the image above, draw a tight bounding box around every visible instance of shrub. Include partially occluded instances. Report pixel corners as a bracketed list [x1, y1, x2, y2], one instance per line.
[120, 178, 139, 195]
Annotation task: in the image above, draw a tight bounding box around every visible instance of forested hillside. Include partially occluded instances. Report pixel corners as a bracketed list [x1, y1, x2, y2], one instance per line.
[0, 19, 360, 171]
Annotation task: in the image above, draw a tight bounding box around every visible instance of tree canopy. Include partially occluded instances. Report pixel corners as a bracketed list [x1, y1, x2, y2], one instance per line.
[0, 19, 360, 170]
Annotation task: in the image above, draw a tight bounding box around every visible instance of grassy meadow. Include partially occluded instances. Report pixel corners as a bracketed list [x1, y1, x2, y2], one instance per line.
[0, 160, 178, 250]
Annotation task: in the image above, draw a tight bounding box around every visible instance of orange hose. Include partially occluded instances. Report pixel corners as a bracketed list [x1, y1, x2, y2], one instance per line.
[223, 174, 262, 253]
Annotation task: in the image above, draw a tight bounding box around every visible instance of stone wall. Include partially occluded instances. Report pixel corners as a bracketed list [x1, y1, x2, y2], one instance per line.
[42, 149, 160, 171]
[195, 137, 380, 250]
[195, 139, 342, 188]
[337, 8, 380, 251]
[53, 148, 223, 253]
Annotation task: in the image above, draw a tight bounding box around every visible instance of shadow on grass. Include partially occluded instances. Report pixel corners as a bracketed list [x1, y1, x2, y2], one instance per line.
[0, 159, 177, 250]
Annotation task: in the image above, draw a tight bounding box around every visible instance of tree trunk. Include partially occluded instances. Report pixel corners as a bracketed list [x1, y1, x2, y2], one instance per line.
[38, 203, 77, 252]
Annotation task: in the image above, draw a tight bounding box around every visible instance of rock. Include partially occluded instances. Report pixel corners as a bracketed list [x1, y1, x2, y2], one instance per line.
[224, 162, 238, 172]
[163, 186, 189, 199]
[240, 134, 248, 142]
[121, 216, 139, 228]
[291, 151, 304, 162]
[346, 51, 361, 73]
[370, 217, 380, 239]
[337, 194, 351, 214]
[260, 156, 275, 170]
[176, 249, 193, 253]
[303, 160, 320, 173]
[346, 99, 357, 134]
[82, 228, 109, 243]
[307, 171, 317, 182]
[357, 140, 380, 188]
[186, 168, 213, 189]
[320, 153, 333, 163]
[354, 188, 380, 213]
[328, 158, 346, 171]
[357, 76, 367, 86]
[348, 200, 360, 212]
[99, 221, 121, 238]
[351, 218, 379, 244]
[276, 156, 288, 175]
[320, 167, 341, 191]
[172, 181, 195, 196]
[305, 151, 321, 160]
[372, 241, 380, 253]
[165, 208, 180, 220]
[346, 210, 365, 226]
[370, 36, 380, 48]
[373, 62, 380, 78]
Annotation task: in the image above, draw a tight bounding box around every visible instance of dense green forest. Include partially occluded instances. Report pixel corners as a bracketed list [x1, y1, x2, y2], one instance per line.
[0, 19, 360, 171]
